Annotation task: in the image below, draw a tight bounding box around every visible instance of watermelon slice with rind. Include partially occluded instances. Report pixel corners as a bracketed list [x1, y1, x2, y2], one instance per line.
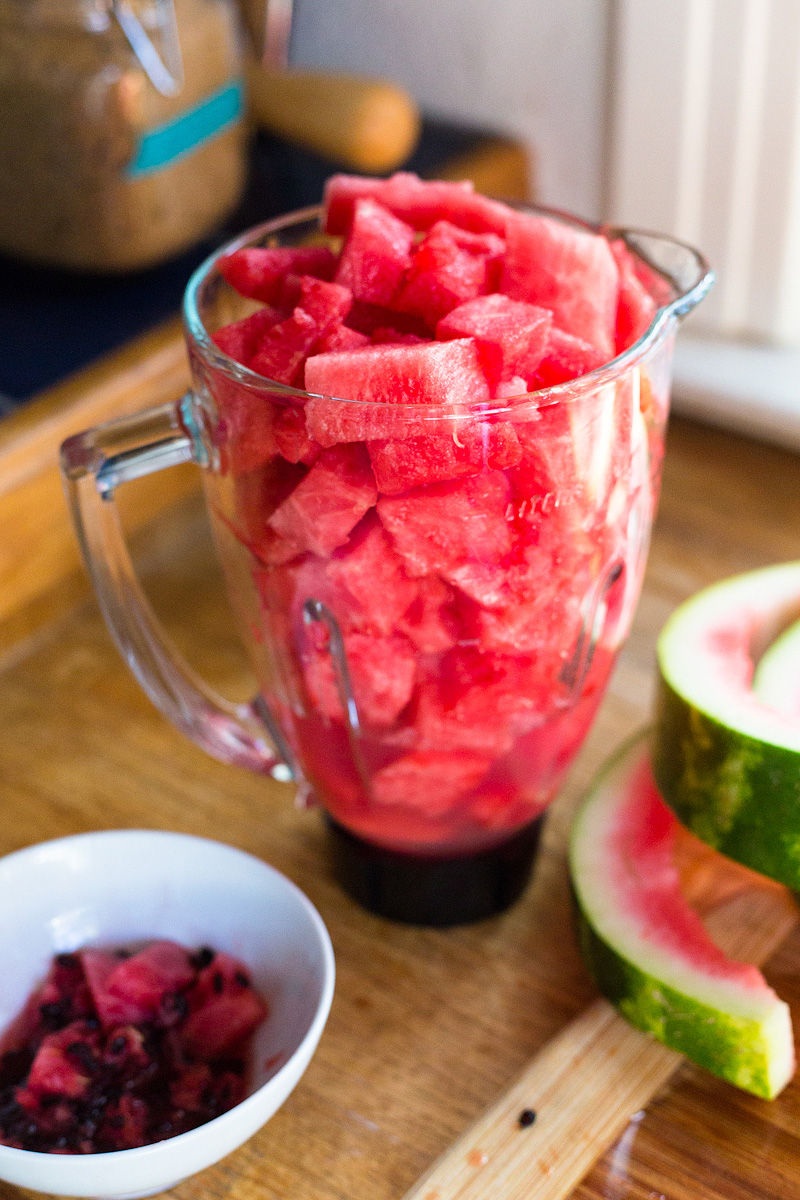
[653, 561, 800, 889]
[570, 733, 794, 1099]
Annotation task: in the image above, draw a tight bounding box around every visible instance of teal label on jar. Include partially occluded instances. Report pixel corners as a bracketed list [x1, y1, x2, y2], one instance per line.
[126, 79, 244, 178]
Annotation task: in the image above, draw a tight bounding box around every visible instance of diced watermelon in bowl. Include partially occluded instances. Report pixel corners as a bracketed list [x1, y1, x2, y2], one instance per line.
[66, 171, 710, 926]
[0, 831, 333, 1197]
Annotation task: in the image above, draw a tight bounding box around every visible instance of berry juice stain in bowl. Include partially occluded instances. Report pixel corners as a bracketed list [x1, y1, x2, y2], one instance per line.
[0, 941, 267, 1154]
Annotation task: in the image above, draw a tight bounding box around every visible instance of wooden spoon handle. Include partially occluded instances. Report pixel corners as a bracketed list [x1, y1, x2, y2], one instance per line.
[402, 884, 798, 1200]
[245, 61, 420, 172]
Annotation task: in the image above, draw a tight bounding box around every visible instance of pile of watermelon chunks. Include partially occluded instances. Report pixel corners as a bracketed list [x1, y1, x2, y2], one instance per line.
[209, 173, 667, 826]
[0, 941, 267, 1153]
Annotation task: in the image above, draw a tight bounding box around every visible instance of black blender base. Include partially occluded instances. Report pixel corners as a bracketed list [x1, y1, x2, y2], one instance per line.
[326, 815, 545, 926]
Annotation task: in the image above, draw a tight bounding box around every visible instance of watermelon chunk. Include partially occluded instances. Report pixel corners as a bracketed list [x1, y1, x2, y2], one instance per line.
[335, 197, 414, 306]
[80, 941, 195, 1029]
[345, 299, 429, 339]
[273, 405, 322, 466]
[316, 323, 371, 352]
[219, 245, 336, 303]
[267, 443, 377, 558]
[413, 648, 540, 755]
[23, 1021, 102, 1100]
[296, 274, 352, 329]
[372, 750, 492, 813]
[323, 171, 509, 236]
[501, 211, 619, 358]
[250, 307, 320, 386]
[302, 630, 417, 727]
[436, 293, 553, 389]
[182, 951, 268, 1060]
[211, 305, 283, 368]
[377, 471, 512, 576]
[213, 376, 280, 475]
[325, 517, 418, 635]
[305, 339, 491, 447]
[610, 239, 658, 353]
[529, 326, 606, 388]
[367, 420, 520, 495]
[397, 575, 458, 653]
[393, 220, 504, 327]
[225, 458, 308, 564]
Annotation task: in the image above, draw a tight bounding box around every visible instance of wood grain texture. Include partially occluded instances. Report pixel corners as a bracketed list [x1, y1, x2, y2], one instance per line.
[0, 414, 798, 1200]
[0, 319, 195, 655]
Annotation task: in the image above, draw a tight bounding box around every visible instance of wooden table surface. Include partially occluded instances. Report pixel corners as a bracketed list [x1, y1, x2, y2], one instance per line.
[1, 414, 800, 1200]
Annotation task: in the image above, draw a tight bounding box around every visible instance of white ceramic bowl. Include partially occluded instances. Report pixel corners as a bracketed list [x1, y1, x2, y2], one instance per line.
[0, 830, 335, 1199]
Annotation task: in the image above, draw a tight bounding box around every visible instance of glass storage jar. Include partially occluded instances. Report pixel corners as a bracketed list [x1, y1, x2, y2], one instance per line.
[0, 0, 246, 271]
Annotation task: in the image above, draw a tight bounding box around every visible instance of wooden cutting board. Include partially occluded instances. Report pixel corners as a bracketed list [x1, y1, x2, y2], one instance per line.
[0, 417, 800, 1200]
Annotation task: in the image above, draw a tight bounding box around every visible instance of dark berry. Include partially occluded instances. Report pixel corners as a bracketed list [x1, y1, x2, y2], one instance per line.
[191, 947, 215, 970]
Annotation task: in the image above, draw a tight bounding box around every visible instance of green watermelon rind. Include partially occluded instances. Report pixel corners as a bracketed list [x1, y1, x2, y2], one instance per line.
[653, 562, 800, 889]
[569, 733, 794, 1100]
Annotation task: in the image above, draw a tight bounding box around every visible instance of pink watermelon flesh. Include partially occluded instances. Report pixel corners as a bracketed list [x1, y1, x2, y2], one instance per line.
[268, 443, 377, 558]
[325, 517, 419, 635]
[436, 293, 553, 388]
[323, 171, 509, 236]
[182, 951, 268, 1060]
[413, 649, 540, 755]
[345, 299, 430, 339]
[220, 246, 336, 303]
[393, 220, 504, 327]
[372, 750, 492, 813]
[302, 630, 417, 726]
[274, 405, 322, 466]
[610, 239, 658, 353]
[609, 756, 768, 984]
[296, 274, 352, 329]
[367, 420, 521, 494]
[530, 326, 606, 388]
[316, 322, 371, 352]
[370, 327, 427, 345]
[212, 305, 283, 367]
[213, 374, 281, 475]
[81, 941, 195, 1029]
[501, 211, 619, 359]
[335, 197, 415, 307]
[377, 471, 512, 576]
[250, 307, 320, 386]
[305, 339, 491, 447]
[397, 575, 458, 653]
[23, 1021, 101, 1100]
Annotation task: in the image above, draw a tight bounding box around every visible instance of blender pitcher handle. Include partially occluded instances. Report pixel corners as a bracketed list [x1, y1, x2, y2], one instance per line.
[60, 399, 292, 781]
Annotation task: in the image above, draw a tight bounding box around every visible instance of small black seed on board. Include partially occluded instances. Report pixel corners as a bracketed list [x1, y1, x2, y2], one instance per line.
[518, 1108, 536, 1128]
